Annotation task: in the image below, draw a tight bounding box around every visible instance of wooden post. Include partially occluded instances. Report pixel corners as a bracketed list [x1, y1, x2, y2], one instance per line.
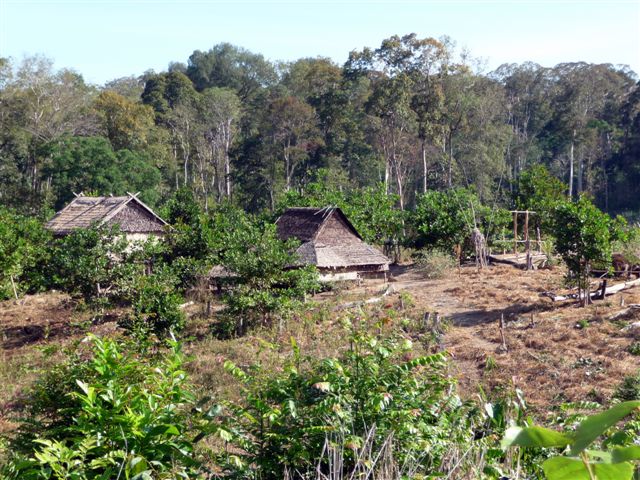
[513, 211, 518, 255]
[598, 280, 608, 300]
[10, 275, 18, 300]
[524, 210, 531, 270]
[536, 227, 542, 254]
[499, 314, 508, 352]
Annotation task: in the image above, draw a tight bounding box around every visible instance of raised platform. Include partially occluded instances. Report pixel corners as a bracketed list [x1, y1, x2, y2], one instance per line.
[488, 253, 548, 269]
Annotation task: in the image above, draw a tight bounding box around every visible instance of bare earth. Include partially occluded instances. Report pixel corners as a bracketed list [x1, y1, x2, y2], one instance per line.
[383, 264, 640, 413]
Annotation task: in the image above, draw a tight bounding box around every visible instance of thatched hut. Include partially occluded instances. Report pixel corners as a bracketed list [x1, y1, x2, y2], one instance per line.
[275, 207, 389, 281]
[46, 193, 167, 243]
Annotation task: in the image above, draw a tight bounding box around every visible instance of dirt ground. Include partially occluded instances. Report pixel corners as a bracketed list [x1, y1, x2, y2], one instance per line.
[383, 263, 640, 413]
[2, 263, 640, 430]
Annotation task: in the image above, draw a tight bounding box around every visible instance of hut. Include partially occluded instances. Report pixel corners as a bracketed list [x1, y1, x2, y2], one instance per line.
[46, 193, 168, 243]
[275, 207, 389, 281]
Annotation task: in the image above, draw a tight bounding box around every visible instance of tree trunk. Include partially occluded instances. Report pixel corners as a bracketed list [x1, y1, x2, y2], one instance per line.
[447, 131, 454, 188]
[568, 133, 575, 198]
[422, 139, 428, 194]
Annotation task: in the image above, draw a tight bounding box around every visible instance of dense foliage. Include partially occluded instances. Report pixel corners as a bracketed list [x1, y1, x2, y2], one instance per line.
[2, 336, 205, 479]
[503, 401, 640, 480]
[1, 37, 638, 219]
[553, 195, 624, 305]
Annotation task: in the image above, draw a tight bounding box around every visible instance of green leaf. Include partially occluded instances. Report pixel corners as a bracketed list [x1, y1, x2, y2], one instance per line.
[571, 401, 640, 455]
[501, 426, 572, 449]
[543, 456, 634, 480]
[128, 456, 148, 475]
[612, 446, 640, 463]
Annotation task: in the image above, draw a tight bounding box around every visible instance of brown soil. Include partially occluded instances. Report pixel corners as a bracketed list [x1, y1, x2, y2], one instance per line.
[384, 263, 640, 413]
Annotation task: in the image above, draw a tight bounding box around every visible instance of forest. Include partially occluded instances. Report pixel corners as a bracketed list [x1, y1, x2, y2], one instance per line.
[1, 33, 639, 219]
[2, 33, 640, 480]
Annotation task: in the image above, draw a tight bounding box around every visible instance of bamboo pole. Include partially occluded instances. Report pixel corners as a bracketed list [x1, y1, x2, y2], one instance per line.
[513, 211, 518, 255]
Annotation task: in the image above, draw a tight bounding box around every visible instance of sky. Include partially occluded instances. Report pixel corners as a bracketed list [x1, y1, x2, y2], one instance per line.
[1, 0, 639, 85]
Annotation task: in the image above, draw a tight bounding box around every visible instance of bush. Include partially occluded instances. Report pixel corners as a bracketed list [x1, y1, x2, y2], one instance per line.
[214, 326, 482, 478]
[0, 208, 52, 300]
[45, 224, 133, 303]
[219, 221, 320, 334]
[553, 196, 621, 306]
[1, 336, 206, 479]
[614, 373, 640, 401]
[414, 248, 457, 278]
[628, 341, 640, 356]
[412, 188, 510, 254]
[119, 266, 186, 339]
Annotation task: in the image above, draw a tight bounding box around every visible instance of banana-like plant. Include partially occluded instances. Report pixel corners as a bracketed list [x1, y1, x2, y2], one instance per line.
[502, 400, 640, 480]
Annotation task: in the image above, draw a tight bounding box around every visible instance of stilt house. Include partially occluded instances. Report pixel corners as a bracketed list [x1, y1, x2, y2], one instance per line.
[45, 193, 168, 243]
[275, 207, 389, 281]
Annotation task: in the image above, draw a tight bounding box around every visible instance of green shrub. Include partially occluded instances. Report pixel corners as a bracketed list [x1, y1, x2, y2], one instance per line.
[119, 266, 186, 339]
[628, 341, 640, 356]
[614, 373, 640, 401]
[503, 401, 640, 480]
[0, 207, 52, 300]
[553, 196, 622, 306]
[213, 325, 481, 478]
[414, 248, 457, 279]
[411, 188, 510, 254]
[45, 224, 133, 304]
[219, 222, 320, 334]
[1, 336, 205, 479]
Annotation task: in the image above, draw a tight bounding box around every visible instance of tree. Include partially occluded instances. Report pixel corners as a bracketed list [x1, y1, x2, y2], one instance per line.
[193, 87, 241, 205]
[94, 90, 156, 151]
[267, 95, 322, 193]
[515, 164, 567, 233]
[553, 195, 621, 306]
[220, 220, 319, 334]
[186, 43, 277, 99]
[412, 188, 509, 253]
[44, 136, 162, 209]
[0, 207, 51, 299]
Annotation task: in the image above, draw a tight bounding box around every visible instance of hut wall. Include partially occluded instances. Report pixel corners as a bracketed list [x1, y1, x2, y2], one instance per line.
[109, 203, 166, 233]
[318, 270, 360, 282]
[317, 214, 360, 245]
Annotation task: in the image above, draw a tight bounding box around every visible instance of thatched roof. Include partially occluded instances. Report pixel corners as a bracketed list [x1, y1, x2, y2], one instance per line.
[276, 207, 361, 242]
[46, 193, 167, 235]
[276, 207, 389, 270]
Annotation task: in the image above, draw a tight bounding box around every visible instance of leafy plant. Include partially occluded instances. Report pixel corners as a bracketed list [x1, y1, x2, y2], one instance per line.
[553, 196, 622, 306]
[627, 341, 640, 356]
[1, 335, 206, 479]
[502, 400, 640, 480]
[119, 265, 186, 339]
[219, 221, 320, 335]
[212, 324, 481, 478]
[614, 373, 640, 401]
[45, 224, 133, 304]
[0, 207, 52, 300]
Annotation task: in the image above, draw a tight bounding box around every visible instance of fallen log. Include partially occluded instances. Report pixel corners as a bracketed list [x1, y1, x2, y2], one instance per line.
[542, 277, 640, 302]
[610, 304, 640, 322]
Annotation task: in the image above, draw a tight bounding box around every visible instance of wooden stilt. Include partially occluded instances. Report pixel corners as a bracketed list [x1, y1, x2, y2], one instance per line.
[513, 211, 518, 255]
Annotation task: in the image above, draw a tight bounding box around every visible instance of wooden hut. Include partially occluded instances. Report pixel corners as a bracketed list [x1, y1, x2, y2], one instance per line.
[46, 193, 167, 243]
[275, 207, 389, 281]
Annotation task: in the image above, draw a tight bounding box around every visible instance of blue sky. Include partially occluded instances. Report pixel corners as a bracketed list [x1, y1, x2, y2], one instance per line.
[1, 0, 638, 85]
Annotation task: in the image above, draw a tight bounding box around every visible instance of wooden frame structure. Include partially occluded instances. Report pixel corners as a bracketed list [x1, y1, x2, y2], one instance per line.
[510, 210, 543, 270]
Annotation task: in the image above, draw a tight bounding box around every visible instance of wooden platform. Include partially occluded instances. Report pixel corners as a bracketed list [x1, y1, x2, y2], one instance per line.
[488, 253, 548, 269]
